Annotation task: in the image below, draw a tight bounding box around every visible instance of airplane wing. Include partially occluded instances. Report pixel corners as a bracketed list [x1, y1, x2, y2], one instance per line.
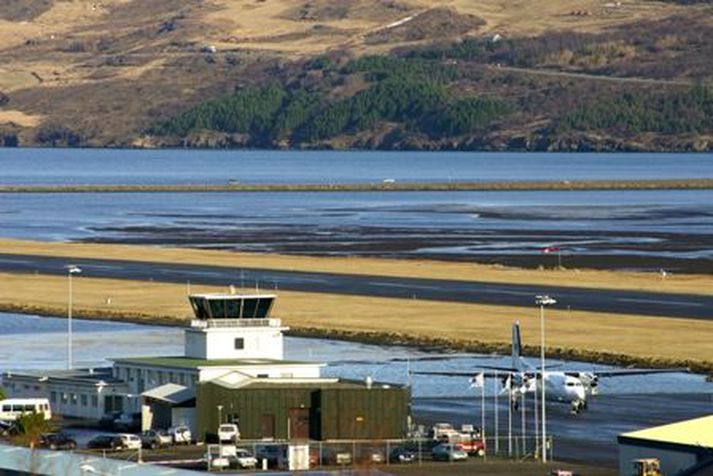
[571, 367, 690, 378]
[410, 370, 511, 377]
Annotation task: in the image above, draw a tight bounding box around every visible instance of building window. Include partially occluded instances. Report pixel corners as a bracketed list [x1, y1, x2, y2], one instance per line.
[71, 393, 78, 405]
[61, 393, 68, 404]
[81, 394, 88, 407]
[234, 338, 245, 350]
[50, 391, 57, 403]
[179, 374, 185, 385]
[91, 395, 98, 408]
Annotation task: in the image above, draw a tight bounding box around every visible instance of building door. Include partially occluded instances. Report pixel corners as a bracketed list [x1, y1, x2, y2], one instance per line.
[260, 414, 275, 439]
[288, 408, 310, 440]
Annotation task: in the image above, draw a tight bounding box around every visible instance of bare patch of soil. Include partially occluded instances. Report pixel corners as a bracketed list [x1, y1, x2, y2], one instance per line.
[366, 7, 485, 44]
[286, 0, 411, 22]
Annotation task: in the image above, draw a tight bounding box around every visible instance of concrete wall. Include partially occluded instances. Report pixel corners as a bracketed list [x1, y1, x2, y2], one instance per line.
[185, 328, 284, 360]
[619, 443, 697, 476]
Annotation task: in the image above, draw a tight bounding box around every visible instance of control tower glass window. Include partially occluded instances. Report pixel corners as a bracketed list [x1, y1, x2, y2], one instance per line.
[188, 295, 275, 319]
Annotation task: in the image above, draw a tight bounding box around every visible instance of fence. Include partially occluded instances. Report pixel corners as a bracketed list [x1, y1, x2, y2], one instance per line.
[206, 436, 554, 471]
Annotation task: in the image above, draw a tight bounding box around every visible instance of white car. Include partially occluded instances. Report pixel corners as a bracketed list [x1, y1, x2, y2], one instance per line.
[168, 425, 192, 445]
[218, 423, 240, 442]
[116, 434, 142, 451]
[233, 448, 258, 469]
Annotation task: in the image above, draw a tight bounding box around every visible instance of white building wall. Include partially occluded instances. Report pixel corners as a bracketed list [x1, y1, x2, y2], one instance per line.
[2, 375, 124, 420]
[618, 443, 698, 476]
[185, 327, 285, 360]
[198, 364, 321, 382]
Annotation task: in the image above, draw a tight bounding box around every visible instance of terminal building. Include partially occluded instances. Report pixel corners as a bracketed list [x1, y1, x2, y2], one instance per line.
[618, 414, 713, 476]
[3, 293, 410, 442]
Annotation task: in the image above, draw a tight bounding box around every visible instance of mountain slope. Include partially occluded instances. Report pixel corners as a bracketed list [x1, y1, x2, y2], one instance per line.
[0, 0, 711, 150]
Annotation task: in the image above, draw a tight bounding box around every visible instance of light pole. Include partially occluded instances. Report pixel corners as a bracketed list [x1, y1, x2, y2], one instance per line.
[65, 265, 82, 370]
[217, 404, 223, 467]
[535, 294, 556, 463]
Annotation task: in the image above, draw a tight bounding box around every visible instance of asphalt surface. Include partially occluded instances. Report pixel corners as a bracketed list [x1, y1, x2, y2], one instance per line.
[0, 253, 711, 319]
[414, 393, 713, 466]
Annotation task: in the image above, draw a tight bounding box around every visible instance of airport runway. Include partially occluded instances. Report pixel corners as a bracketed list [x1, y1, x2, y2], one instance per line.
[0, 253, 711, 319]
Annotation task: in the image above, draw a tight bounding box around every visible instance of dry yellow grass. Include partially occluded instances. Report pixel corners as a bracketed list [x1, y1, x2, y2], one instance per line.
[0, 272, 710, 369]
[1, 238, 710, 297]
[0, 110, 43, 127]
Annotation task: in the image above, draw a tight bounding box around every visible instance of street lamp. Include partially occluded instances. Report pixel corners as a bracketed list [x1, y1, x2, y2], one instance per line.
[535, 294, 556, 463]
[65, 265, 82, 370]
[217, 404, 223, 468]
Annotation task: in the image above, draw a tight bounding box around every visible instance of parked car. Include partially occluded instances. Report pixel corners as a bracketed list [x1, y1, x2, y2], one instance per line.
[320, 448, 352, 466]
[231, 448, 258, 469]
[457, 437, 486, 456]
[254, 444, 285, 468]
[116, 433, 142, 451]
[356, 449, 384, 464]
[432, 443, 468, 462]
[389, 446, 416, 463]
[217, 423, 240, 443]
[168, 425, 192, 445]
[38, 433, 77, 451]
[87, 435, 122, 451]
[140, 429, 172, 449]
[99, 411, 122, 430]
[113, 413, 140, 431]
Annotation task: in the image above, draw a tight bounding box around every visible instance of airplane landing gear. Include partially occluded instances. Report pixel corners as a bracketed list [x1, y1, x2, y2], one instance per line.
[570, 399, 586, 415]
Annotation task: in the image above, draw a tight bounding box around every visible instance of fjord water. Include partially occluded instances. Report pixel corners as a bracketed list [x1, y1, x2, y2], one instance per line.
[1, 148, 712, 185]
[1, 149, 711, 269]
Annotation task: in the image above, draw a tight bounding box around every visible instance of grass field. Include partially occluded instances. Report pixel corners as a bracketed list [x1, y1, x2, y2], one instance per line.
[0, 267, 711, 372]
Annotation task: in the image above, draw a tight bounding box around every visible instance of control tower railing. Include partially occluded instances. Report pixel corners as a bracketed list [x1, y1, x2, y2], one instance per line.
[190, 318, 282, 329]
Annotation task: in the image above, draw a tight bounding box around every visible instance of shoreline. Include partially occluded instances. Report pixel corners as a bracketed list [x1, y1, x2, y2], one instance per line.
[1, 178, 713, 193]
[2, 304, 711, 377]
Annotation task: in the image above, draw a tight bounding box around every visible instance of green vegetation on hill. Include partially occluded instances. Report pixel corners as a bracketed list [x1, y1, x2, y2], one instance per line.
[558, 87, 713, 134]
[157, 56, 511, 145]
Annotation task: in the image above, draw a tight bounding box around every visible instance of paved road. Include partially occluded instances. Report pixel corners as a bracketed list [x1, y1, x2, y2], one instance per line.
[0, 253, 711, 319]
[485, 64, 693, 87]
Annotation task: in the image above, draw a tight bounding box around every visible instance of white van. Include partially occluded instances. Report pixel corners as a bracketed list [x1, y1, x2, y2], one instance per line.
[0, 398, 52, 422]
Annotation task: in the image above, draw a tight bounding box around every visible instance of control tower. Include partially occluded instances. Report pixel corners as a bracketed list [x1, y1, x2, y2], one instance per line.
[185, 293, 287, 360]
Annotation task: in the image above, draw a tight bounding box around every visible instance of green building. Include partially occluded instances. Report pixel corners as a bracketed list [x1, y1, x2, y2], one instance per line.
[197, 377, 410, 441]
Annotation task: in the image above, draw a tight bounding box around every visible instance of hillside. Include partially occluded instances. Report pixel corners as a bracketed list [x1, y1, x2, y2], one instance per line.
[0, 0, 712, 151]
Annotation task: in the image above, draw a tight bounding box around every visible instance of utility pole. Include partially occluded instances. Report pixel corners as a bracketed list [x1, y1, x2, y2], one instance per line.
[65, 265, 82, 370]
[536, 295, 556, 463]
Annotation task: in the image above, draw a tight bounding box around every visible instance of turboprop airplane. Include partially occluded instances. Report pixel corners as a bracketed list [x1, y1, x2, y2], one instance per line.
[413, 322, 688, 414]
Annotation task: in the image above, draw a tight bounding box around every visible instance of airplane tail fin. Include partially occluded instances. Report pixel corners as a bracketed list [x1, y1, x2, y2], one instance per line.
[512, 321, 523, 371]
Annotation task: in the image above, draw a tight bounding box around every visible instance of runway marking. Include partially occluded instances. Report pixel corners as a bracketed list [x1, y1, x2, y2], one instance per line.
[277, 276, 328, 284]
[483, 289, 533, 297]
[369, 281, 441, 291]
[616, 298, 704, 307]
[0, 258, 33, 264]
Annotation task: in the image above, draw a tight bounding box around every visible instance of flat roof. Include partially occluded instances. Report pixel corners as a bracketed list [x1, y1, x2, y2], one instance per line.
[620, 414, 713, 449]
[189, 293, 277, 300]
[113, 356, 318, 370]
[2, 368, 126, 386]
[210, 376, 406, 391]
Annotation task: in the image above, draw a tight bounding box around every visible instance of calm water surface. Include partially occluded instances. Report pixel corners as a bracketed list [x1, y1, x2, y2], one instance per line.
[1, 150, 711, 270]
[1, 149, 711, 185]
